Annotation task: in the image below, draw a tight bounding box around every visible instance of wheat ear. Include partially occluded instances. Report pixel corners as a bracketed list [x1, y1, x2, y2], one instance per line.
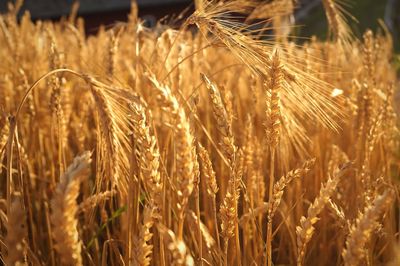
[5, 195, 28, 265]
[268, 158, 315, 220]
[47, 27, 66, 174]
[265, 49, 283, 266]
[132, 204, 157, 266]
[198, 143, 218, 197]
[296, 163, 350, 266]
[342, 190, 394, 266]
[322, 0, 354, 48]
[130, 101, 163, 213]
[265, 50, 283, 148]
[362, 30, 375, 86]
[198, 143, 221, 252]
[83, 76, 130, 195]
[201, 73, 236, 163]
[186, 210, 217, 254]
[201, 72, 242, 264]
[157, 224, 195, 266]
[247, 0, 294, 21]
[78, 190, 114, 213]
[148, 74, 196, 240]
[0, 116, 9, 176]
[107, 27, 123, 77]
[50, 151, 92, 266]
[220, 177, 240, 266]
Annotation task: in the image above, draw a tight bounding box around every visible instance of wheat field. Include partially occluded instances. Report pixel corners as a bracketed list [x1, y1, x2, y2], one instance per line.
[0, 0, 399, 265]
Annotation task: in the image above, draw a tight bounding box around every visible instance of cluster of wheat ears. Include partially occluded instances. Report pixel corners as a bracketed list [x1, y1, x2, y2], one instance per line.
[0, 0, 399, 265]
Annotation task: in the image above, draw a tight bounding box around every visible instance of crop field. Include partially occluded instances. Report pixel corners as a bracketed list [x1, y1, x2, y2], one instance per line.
[0, 0, 399, 265]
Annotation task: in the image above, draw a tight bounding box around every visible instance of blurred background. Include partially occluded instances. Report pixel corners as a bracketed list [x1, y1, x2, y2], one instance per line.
[0, 0, 399, 51]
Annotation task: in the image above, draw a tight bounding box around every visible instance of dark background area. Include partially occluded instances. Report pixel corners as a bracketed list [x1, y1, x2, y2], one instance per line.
[0, 0, 192, 20]
[296, 0, 400, 51]
[0, 0, 399, 52]
[0, 0, 194, 33]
